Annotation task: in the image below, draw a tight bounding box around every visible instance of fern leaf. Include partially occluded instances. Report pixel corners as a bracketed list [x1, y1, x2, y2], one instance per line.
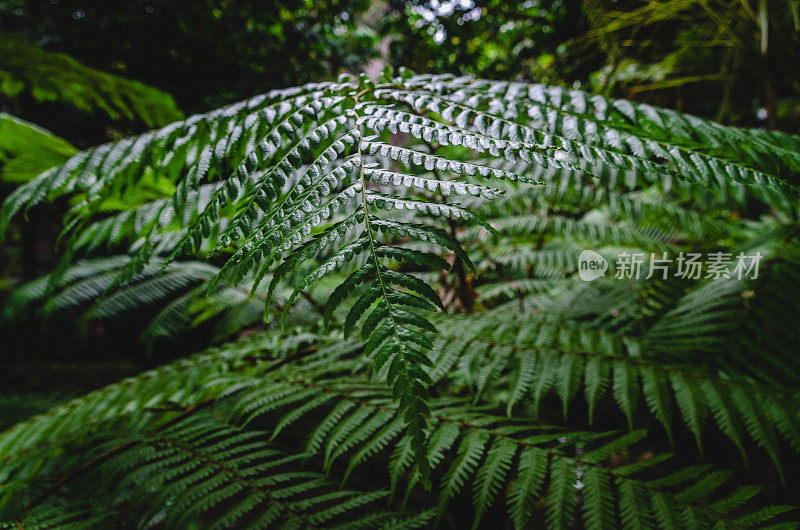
[507, 447, 548, 529]
[471, 438, 517, 528]
[545, 456, 578, 530]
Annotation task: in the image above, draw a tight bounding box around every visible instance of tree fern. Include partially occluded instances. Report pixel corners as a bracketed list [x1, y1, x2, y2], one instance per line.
[3, 72, 800, 527]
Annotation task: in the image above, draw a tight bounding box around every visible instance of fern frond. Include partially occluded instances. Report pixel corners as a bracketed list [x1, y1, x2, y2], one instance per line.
[431, 309, 800, 465]
[0, 36, 182, 127]
[2, 329, 797, 528]
[4, 72, 800, 492]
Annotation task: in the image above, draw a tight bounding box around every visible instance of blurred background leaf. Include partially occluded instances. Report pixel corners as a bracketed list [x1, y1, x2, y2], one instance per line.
[0, 35, 183, 128]
[0, 112, 76, 184]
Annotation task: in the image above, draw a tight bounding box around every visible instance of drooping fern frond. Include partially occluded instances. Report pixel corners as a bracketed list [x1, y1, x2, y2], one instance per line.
[0, 255, 328, 346]
[101, 418, 434, 529]
[429, 307, 800, 470]
[3, 71, 800, 485]
[1, 331, 795, 529]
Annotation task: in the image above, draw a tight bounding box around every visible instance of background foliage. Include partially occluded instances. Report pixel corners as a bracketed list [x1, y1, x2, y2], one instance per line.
[1, 1, 800, 528]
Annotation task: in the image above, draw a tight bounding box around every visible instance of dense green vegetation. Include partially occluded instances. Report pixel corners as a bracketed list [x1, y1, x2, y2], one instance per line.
[1, 2, 800, 529]
[2, 70, 800, 528]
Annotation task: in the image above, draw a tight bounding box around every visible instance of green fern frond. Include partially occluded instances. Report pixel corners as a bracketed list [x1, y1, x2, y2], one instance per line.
[3, 332, 795, 528]
[431, 308, 800, 467]
[0, 113, 77, 184]
[0, 36, 182, 127]
[3, 73, 800, 522]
